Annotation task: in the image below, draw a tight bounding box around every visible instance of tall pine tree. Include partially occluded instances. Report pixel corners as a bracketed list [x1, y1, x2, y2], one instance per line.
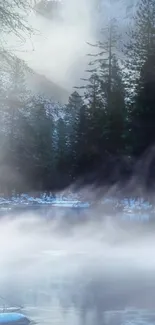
[125, 0, 155, 156]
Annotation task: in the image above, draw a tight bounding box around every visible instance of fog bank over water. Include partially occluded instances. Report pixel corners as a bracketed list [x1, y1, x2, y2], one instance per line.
[0, 212, 155, 323]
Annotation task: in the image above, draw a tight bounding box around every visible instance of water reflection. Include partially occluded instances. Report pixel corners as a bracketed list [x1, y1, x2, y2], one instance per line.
[1, 262, 155, 324]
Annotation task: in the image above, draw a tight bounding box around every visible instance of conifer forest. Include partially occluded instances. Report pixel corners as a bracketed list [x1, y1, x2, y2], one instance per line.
[0, 0, 155, 195]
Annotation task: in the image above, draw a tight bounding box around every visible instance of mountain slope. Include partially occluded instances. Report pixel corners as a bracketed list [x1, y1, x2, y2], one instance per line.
[0, 51, 69, 104]
[24, 66, 69, 104]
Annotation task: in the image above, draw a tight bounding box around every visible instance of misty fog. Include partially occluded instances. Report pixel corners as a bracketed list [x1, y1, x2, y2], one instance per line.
[4, 0, 135, 92]
[1, 0, 155, 325]
[4, 0, 96, 91]
[0, 210, 155, 325]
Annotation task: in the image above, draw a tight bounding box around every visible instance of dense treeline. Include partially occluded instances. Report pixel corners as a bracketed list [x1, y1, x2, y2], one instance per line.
[1, 0, 155, 194]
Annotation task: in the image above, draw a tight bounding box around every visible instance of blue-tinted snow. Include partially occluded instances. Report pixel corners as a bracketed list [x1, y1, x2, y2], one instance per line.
[101, 196, 152, 211]
[0, 313, 25, 323]
[0, 194, 152, 209]
[0, 194, 90, 208]
[0, 193, 153, 221]
[51, 201, 90, 208]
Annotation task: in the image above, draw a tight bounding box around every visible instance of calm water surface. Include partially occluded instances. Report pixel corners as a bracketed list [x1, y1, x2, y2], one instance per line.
[0, 205, 155, 325]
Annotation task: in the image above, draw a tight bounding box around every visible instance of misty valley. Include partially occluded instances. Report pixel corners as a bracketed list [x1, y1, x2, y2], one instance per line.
[1, 0, 155, 324]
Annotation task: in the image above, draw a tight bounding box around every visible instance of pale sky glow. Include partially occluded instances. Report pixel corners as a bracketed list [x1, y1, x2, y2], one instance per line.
[4, 0, 96, 91]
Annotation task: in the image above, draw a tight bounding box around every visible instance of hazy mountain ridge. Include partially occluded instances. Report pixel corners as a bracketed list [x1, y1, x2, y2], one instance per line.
[24, 65, 69, 104]
[0, 51, 66, 122]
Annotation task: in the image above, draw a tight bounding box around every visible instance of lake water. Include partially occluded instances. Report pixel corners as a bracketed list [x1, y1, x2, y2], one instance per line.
[0, 205, 155, 325]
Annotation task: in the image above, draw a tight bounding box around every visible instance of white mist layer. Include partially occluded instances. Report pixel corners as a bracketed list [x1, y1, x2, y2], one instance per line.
[0, 213, 155, 323]
[3, 0, 136, 94]
[5, 0, 96, 91]
[0, 215, 155, 287]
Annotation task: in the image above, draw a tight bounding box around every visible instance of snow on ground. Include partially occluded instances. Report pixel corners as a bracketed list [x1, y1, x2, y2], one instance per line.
[0, 193, 153, 220]
[0, 193, 90, 209]
[0, 193, 154, 215]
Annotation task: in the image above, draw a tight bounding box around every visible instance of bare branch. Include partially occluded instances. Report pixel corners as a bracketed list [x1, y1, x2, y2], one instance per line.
[0, 0, 34, 43]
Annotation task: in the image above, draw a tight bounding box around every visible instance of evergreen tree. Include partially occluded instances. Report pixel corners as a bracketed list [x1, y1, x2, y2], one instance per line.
[56, 117, 67, 168]
[72, 103, 90, 175]
[80, 19, 125, 159]
[65, 91, 83, 154]
[106, 56, 126, 154]
[132, 54, 155, 156]
[63, 90, 89, 176]
[6, 58, 29, 143]
[0, 57, 30, 193]
[88, 18, 120, 110]
[124, 0, 155, 101]
[79, 60, 106, 163]
[125, 0, 155, 156]
[56, 117, 71, 185]
[24, 99, 54, 191]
